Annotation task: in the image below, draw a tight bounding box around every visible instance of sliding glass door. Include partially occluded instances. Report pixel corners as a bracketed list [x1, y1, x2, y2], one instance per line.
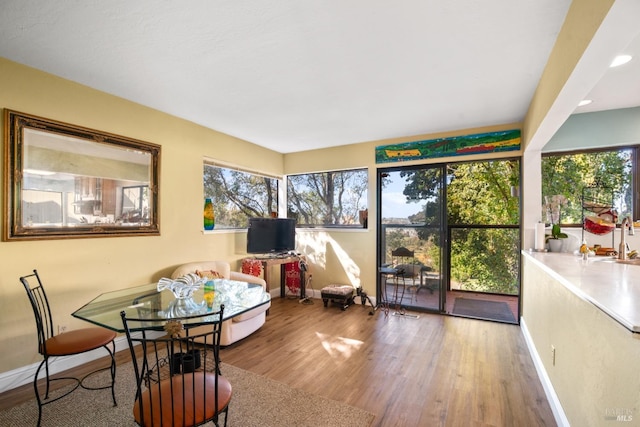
[377, 158, 521, 323]
[377, 165, 445, 312]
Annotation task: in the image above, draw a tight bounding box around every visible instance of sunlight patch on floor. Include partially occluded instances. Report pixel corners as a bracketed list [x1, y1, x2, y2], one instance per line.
[316, 331, 364, 362]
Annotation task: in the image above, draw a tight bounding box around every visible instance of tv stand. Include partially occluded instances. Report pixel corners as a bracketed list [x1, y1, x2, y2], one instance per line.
[246, 254, 306, 299]
[264, 252, 291, 259]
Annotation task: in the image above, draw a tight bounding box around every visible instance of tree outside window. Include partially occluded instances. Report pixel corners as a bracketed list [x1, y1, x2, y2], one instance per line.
[287, 169, 368, 227]
[382, 158, 521, 295]
[541, 149, 633, 224]
[203, 163, 279, 228]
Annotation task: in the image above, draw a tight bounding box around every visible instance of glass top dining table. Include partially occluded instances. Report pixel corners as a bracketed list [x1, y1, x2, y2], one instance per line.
[72, 279, 271, 332]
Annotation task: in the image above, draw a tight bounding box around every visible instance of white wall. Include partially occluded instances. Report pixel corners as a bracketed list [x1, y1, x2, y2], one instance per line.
[544, 107, 640, 152]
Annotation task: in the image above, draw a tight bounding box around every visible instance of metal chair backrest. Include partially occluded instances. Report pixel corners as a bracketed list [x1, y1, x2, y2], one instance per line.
[120, 305, 231, 427]
[19, 269, 55, 356]
[391, 247, 414, 258]
[391, 247, 416, 276]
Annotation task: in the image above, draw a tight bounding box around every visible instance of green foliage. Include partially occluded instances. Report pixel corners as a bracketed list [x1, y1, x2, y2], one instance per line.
[397, 159, 520, 295]
[446, 160, 519, 225]
[287, 170, 367, 226]
[541, 150, 632, 222]
[203, 165, 278, 228]
[450, 228, 519, 295]
[546, 224, 568, 242]
[383, 227, 439, 269]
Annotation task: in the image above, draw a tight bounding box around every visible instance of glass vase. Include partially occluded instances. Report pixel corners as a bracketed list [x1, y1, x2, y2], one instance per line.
[204, 198, 215, 230]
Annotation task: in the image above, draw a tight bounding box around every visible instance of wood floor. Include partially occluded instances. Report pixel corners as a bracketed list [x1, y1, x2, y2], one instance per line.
[223, 298, 555, 426]
[0, 297, 556, 426]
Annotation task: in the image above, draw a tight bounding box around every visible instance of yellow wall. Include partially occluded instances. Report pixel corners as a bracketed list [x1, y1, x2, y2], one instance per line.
[0, 58, 283, 372]
[0, 0, 614, 386]
[0, 57, 522, 376]
[284, 125, 522, 299]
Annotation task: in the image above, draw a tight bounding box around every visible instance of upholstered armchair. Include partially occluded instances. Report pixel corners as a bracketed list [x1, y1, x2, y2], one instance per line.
[171, 261, 271, 346]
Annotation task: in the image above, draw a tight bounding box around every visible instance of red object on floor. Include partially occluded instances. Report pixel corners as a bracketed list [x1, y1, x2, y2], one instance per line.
[242, 259, 262, 277]
[285, 262, 301, 294]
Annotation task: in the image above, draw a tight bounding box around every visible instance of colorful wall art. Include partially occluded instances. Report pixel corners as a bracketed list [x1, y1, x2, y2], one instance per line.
[375, 129, 521, 163]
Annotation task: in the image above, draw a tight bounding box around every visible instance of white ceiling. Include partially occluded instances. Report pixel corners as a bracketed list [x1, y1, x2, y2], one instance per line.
[0, 1, 638, 154]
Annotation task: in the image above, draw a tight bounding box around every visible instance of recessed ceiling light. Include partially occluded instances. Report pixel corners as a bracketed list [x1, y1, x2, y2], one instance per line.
[610, 55, 632, 67]
[578, 99, 592, 107]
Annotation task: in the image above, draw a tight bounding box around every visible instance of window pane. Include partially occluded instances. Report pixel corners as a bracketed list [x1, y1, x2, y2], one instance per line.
[203, 164, 278, 229]
[541, 150, 632, 224]
[450, 227, 520, 295]
[287, 169, 368, 226]
[382, 225, 441, 271]
[447, 159, 520, 225]
[380, 168, 442, 226]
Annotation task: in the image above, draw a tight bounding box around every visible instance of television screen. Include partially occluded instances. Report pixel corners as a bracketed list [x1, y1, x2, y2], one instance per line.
[246, 218, 296, 255]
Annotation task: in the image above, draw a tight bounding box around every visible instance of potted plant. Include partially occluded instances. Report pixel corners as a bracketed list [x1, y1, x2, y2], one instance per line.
[546, 224, 568, 251]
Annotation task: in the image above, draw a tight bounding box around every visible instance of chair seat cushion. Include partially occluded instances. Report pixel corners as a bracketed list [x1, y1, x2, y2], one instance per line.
[43, 328, 117, 356]
[134, 372, 232, 427]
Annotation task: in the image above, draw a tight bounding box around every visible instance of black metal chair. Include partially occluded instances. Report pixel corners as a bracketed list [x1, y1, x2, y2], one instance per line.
[19, 269, 117, 426]
[391, 247, 422, 302]
[120, 304, 232, 427]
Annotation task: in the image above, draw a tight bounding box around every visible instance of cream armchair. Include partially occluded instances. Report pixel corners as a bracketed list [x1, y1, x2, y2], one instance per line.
[171, 261, 271, 346]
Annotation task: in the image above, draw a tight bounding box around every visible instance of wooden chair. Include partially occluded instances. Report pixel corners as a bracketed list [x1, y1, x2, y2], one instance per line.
[120, 305, 232, 427]
[19, 269, 117, 427]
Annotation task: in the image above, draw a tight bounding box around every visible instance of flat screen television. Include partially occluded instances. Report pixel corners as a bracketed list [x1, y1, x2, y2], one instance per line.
[246, 217, 296, 255]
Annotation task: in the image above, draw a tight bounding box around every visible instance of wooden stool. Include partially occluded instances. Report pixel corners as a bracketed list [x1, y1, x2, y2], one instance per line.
[321, 285, 355, 310]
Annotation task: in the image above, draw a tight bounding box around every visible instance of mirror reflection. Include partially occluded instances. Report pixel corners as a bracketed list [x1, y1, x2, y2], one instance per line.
[4, 110, 160, 240]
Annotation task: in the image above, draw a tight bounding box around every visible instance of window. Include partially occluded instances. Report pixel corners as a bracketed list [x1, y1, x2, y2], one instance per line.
[287, 168, 368, 227]
[379, 158, 521, 296]
[446, 159, 520, 294]
[541, 148, 634, 224]
[203, 162, 279, 229]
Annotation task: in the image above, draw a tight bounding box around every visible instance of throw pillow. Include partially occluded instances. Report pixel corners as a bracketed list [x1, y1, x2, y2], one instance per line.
[241, 259, 263, 277]
[196, 269, 223, 280]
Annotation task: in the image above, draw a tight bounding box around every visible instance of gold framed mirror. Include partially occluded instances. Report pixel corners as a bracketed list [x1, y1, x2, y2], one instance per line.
[3, 110, 160, 240]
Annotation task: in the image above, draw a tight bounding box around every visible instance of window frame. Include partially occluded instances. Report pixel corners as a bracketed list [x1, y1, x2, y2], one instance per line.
[541, 145, 638, 226]
[286, 167, 369, 229]
[203, 159, 282, 230]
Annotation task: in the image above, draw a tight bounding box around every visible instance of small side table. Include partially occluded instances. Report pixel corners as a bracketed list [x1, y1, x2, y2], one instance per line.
[244, 255, 306, 298]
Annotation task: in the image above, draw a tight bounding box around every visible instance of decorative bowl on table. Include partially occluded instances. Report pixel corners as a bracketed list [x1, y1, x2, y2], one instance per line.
[157, 273, 207, 299]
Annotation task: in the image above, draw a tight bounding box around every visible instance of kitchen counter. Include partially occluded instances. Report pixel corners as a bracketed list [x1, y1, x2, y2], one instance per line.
[522, 250, 640, 333]
[521, 251, 640, 426]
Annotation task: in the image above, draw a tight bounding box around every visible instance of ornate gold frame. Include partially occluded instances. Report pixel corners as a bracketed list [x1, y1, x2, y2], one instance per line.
[3, 110, 160, 240]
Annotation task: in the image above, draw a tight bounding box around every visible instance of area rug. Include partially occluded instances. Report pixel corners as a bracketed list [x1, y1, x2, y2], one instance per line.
[0, 361, 375, 427]
[452, 298, 516, 323]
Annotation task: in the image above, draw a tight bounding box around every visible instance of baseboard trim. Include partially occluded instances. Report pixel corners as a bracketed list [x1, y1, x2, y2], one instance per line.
[0, 335, 130, 394]
[520, 317, 570, 427]
[2, 293, 380, 394]
[272, 288, 377, 307]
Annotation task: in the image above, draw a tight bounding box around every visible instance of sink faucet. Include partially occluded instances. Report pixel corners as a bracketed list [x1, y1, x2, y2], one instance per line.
[619, 217, 631, 260]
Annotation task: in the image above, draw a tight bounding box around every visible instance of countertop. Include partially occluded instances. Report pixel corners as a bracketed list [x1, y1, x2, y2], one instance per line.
[522, 250, 640, 333]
